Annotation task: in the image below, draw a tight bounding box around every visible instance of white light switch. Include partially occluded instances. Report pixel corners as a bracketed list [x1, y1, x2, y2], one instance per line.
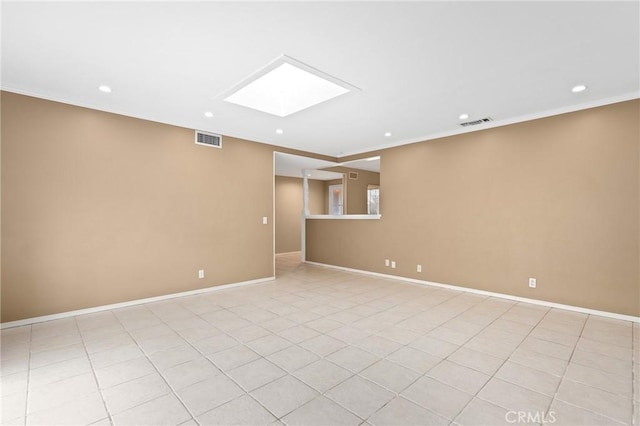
[262, 216, 268, 225]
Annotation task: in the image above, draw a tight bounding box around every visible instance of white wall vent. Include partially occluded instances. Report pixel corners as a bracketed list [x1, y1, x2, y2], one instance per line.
[348, 171, 359, 180]
[460, 117, 493, 127]
[195, 131, 222, 148]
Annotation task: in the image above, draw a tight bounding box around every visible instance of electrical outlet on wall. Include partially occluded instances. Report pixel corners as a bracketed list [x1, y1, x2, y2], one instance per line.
[385, 259, 390, 267]
[529, 278, 536, 288]
[391, 261, 396, 269]
[198, 269, 205, 279]
[417, 265, 422, 273]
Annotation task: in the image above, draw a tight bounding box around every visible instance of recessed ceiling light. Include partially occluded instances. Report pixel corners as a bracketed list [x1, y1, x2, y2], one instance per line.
[276, 129, 283, 135]
[572, 84, 587, 93]
[204, 111, 214, 118]
[307, 173, 312, 177]
[459, 113, 469, 120]
[384, 132, 392, 137]
[222, 55, 358, 117]
[98, 85, 111, 93]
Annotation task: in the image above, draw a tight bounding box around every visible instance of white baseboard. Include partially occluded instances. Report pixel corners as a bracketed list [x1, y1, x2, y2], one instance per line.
[305, 261, 640, 323]
[1, 276, 275, 329]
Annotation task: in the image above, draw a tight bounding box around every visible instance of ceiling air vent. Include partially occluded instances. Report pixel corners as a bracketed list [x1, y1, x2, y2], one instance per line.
[195, 131, 222, 148]
[460, 117, 493, 127]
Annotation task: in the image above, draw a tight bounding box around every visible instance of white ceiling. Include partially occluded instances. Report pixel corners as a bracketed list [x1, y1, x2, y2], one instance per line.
[2, 2, 638, 158]
[274, 152, 379, 180]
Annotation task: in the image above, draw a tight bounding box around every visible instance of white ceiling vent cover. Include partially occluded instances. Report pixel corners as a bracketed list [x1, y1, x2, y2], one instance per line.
[195, 131, 222, 148]
[460, 117, 493, 127]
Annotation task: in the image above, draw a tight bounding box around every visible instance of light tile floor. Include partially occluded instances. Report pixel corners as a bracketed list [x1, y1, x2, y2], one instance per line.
[1, 252, 638, 426]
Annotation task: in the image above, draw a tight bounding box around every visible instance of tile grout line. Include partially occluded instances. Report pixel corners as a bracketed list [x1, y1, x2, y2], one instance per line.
[21, 324, 34, 426]
[112, 305, 202, 426]
[445, 300, 552, 423]
[74, 317, 114, 426]
[542, 312, 589, 424]
[549, 316, 634, 425]
[145, 303, 286, 425]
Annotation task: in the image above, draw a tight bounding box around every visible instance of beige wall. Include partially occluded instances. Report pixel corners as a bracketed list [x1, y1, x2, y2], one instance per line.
[274, 176, 324, 253]
[1, 92, 283, 322]
[307, 100, 640, 316]
[343, 169, 380, 214]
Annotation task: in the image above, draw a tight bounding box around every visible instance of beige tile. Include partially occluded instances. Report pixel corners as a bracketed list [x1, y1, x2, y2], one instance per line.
[196, 394, 276, 426]
[112, 393, 191, 425]
[555, 379, 632, 424]
[207, 344, 260, 371]
[246, 334, 292, 356]
[477, 378, 552, 413]
[547, 399, 625, 425]
[225, 324, 271, 343]
[30, 333, 83, 353]
[88, 343, 145, 370]
[84, 333, 136, 355]
[359, 359, 420, 393]
[306, 318, 344, 333]
[454, 398, 512, 426]
[529, 326, 579, 347]
[261, 317, 298, 333]
[2, 391, 27, 423]
[326, 346, 380, 373]
[576, 337, 631, 361]
[28, 372, 98, 414]
[1, 356, 30, 377]
[581, 327, 632, 347]
[1, 326, 31, 345]
[447, 347, 504, 375]
[401, 376, 473, 420]
[251, 375, 318, 418]
[495, 361, 560, 396]
[95, 356, 156, 389]
[325, 376, 394, 419]
[508, 348, 567, 377]
[353, 335, 402, 357]
[27, 391, 106, 426]
[161, 357, 220, 390]
[266, 345, 319, 372]
[191, 333, 239, 355]
[177, 325, 222, 343]
[293, 359, 353, 393]
[374, 326, 422, 345]
[327, 326, 371, 344]
[147, 344, 201, 371]
[487, 318, 534, 336]
[571, 349, 631, 377]
[128, 324, 174, 340]
[564, 362, 632, 397]
[176, 374, 245, 416]
[102, 373, 170, 415]
[27, 358, 91, 388]
[281, 396, 362, 425]
[368, 396, 448, 426]
[1, 371, 28, 396]
[519, 336, 574, 360]
[427, 326, 475, 345]
[31, 319, 78, 340]
[30, 344, 87, 369]
[386, 347, 442, 374]
[277, 325, 321, 343]
[427, 360, 490, 395]
[463, 336, 516, 359]
[227, 358, 286, 391]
